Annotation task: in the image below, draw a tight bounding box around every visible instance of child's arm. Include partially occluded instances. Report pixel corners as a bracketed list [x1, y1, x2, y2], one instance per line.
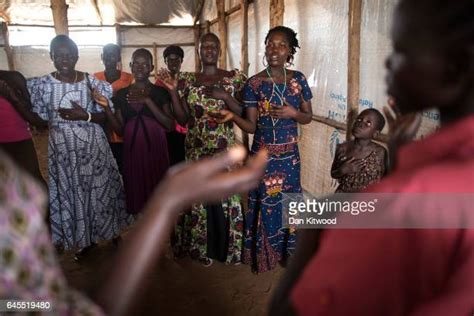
[331, 143, 364, 178]
[330, 145, 343, 179]
[378, 145, 389, 177]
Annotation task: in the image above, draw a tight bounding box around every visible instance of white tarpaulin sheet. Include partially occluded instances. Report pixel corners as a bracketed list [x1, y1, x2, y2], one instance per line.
[1, 0, 198, 25]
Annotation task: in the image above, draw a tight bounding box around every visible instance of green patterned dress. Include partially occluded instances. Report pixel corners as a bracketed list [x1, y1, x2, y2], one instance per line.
[173, 70, 247, 264]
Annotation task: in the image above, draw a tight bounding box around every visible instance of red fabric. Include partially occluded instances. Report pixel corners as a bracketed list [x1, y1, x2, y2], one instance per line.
[0, 96, 31, 143]
[291, 116, 474, 316]
[93, 71, 133, 95]
[155, 78, 187, 134]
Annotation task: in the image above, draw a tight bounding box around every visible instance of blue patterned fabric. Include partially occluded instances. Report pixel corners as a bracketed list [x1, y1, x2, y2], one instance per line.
[28, 74, 132, 250]
[242, 70, 313, 273]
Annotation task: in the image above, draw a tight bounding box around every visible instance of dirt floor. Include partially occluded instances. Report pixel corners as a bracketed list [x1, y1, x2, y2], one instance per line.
[32, 131, 284, 316]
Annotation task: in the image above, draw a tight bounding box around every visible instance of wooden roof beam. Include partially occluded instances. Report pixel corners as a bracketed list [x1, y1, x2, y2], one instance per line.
[50, 0, 69, 35]
[0, 10, 11, 23]
[91, 0, 103, 25]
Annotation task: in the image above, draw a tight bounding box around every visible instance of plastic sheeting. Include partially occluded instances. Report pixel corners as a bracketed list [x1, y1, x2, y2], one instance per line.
[286, 0, 349, 123]
[285, 0, 349, 195]
[300, 122, 346, 195]
[120, 27, 194, 46]
[110, 0, 197, 25]
[1, 0, 198, 25]
[360, 0, 440, 137]
[7, 27, 195, 79]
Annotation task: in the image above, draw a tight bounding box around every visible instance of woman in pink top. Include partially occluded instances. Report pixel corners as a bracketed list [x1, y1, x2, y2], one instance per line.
[0, 70, 47, 185]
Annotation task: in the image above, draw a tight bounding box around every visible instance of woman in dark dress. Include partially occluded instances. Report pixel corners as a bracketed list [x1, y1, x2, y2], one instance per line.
[107, 48, 174, 215]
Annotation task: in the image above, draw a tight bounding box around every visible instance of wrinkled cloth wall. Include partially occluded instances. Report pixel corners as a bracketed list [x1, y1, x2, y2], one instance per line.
[1, 27, 195, 79]
[119, 27, 195, 75]
[1, 0, 198, 25]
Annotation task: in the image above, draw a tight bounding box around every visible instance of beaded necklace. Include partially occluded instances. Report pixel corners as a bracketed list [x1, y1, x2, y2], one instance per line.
[265, 66, 287, 105]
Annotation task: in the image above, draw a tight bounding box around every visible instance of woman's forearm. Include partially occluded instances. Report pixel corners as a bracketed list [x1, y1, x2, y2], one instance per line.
[145, 99, 174, 131]
[224, 95, 243, 116]
[95, 195, 180, 316]
[104, 106, 123, 135]
[292, 110, 312, 124]
[232, 114, 256, 134]
[169, 89, 189, 125]
[91, 113, 106, 124]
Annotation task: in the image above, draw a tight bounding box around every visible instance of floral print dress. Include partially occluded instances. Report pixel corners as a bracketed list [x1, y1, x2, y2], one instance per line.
[172, 70, 247, 264]
[242, 71, 313, 273]
[0, 150, 105, 315]
[334, 144, 386, 193]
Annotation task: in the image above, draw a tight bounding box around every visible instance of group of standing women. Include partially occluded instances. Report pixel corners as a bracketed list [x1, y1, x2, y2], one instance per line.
[14, 24, 313, 273]
[163, 27, 313, 272]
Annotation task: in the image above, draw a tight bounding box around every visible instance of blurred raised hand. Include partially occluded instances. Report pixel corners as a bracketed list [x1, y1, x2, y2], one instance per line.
[383, 97, 422, 171]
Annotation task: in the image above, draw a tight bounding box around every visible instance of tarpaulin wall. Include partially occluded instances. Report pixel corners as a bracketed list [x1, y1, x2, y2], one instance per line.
[0, 26, 195, 79]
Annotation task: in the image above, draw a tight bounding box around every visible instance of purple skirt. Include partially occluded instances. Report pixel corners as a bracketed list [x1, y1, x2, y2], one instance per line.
[123, 115, 169, 214]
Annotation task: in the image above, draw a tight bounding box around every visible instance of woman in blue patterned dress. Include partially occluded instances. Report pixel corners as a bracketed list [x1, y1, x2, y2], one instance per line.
[28, 35, 132, 260]
[216, 26, 313, 273]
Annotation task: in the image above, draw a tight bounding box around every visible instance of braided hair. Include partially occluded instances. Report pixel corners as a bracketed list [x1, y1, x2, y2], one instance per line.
[265, 26, 300, 64]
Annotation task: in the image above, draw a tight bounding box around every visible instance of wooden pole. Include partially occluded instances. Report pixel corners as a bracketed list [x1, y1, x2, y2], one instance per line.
[240, 0, 249, 75]
[194, 25, 201, 72]
[50, 0, 69, 35]
[91, 0, 103, 25]
[205, 20, 211, 34]
[153, 42, 158, 80]
[270, 0, 284, 28]
[347, 0, 362, 141]
[216, 0, 227, 69]
[0, 11, 11, 23]
[193, 0, 205, 73]
[2, 22, 14, 71]
[240, 0, 250, 150]
[115, 23, 123, 70]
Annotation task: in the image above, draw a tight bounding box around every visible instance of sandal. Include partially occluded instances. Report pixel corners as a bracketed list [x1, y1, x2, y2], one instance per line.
[199, 257, 213, 267]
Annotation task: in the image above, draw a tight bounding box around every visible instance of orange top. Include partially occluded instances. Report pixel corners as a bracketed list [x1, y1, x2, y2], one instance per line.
[93, 71, 134, 143]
